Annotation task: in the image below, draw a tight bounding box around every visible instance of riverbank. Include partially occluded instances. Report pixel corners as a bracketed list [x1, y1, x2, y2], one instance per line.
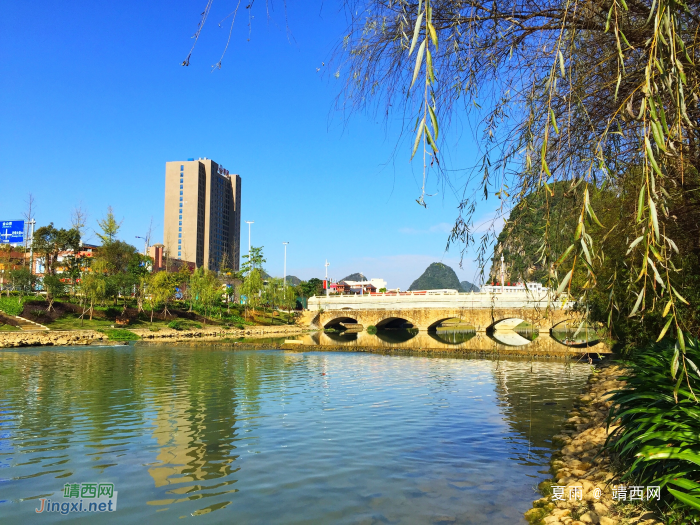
[0, 324, 306, 348]
[525, 363, 663, 525]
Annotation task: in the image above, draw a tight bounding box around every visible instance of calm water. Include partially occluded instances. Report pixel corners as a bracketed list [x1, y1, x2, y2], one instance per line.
[0, 344, 591, 524]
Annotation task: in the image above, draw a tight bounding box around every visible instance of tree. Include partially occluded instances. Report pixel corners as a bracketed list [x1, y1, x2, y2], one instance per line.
[149, 271, 179, 319]
[96, 206, 122, 245]
[8, 268, 36, 298]
[300, 278, 323, 299]
[240, 268, 263, 318]
[32, 224, 81, 275]
[281, 284, 298, 323]
[79, 270, 106, 322]
[42, 274, 65, 312]
[241, 246, 266, 275]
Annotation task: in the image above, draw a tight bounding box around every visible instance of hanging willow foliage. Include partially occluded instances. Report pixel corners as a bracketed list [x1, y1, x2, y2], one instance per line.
[333, 0, 700, 375]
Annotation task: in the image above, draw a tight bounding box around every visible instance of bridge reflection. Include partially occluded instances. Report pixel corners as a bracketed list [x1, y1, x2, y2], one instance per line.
[295, 328, 609, 354]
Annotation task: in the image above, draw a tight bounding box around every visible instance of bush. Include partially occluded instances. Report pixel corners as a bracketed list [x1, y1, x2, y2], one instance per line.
[101, 329, 139, 341]
[367, 325, 377, 335]
[0, 296, 26, 316]
[167, 320, 202, 331]
[606, 334, 700, 517]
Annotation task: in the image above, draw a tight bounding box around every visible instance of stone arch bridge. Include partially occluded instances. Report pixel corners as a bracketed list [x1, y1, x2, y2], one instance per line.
[308, 306, 572, 332]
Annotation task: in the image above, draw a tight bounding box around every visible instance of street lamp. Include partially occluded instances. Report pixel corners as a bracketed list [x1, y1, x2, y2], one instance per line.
[325, 260, 330, 297]
[136, 235, 148, 256]
[283, 242, 289, 288]
[245, 221, 254, 263]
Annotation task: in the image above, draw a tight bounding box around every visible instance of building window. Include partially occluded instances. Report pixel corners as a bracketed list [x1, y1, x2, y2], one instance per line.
[180, 165, 184, 171]
[180, 191, 183, 195]
[178, 233, 182, 238]
[180, 185, 183, 189]
[179, 221, 182, 226]
[179, 227, 182, 232]
[180, 197, 183, 201]
[179, 215, 182, 220]
[179, 203, 183, 208]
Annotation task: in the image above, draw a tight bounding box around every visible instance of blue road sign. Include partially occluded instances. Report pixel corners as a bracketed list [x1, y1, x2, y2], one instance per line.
[0, 220, 24, 244]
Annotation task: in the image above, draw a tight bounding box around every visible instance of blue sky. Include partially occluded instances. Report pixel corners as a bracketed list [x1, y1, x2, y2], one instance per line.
[0, 1, 503, 289]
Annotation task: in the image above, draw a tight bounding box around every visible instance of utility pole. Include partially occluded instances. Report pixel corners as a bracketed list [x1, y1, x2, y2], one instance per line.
[283, 242, 289, 288]
[245, 221, 254, 263]
[325, 260, 330, 297]
[28, 219, 36, 275]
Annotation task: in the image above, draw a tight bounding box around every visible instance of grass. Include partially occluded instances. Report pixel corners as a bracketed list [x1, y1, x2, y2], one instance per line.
[0, 324, 21, 332]
[45, 313, 173, 331]
[100, 329, 139, 341]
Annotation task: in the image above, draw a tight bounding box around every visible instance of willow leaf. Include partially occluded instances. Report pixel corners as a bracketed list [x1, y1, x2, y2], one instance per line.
[629, 289, 645, 317]
[557, 268, 574, 294]
[672, 286, 690, 305]
[637, 185, 646, 223]
[411, 116, 425, 159]
[649, 196, 660, 243]
[657, 316, 673, 341]
[428, 105, 439, 140]
[626, 235, 644, 255]
[409, 12, 424, 57]
[428, 22, 438, 49]
[410, 39, 426, 88]
[555, 244, 575, 266]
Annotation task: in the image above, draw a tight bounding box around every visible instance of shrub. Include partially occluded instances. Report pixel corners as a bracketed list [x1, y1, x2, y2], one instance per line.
[606, 334, 700, 517]
[0, 296, 26, 316]
[367, 325, 377, 335]
[167, 320, 202, 331]
[101, 329, 139, 341]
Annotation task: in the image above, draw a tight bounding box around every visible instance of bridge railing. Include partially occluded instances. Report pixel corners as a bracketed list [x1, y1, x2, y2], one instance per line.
[307, 291, 570, 311]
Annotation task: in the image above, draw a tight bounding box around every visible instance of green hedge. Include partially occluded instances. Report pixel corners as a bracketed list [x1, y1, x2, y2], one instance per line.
[167, 320, 202, 331]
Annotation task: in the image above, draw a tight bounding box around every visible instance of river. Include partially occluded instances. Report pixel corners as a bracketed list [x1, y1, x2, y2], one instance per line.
[0, 344, 590, 524]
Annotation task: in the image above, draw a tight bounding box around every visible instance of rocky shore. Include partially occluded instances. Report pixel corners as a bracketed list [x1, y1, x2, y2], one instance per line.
[0, 324, 306, 348]
[525, 363, 663, 525]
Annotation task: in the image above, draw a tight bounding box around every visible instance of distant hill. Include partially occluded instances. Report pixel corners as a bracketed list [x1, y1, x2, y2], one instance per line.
[340, 272, 368, 282]
[285, 275, 302, 286]
[460, 280, 479, 292]
[408, 263, 465, 292]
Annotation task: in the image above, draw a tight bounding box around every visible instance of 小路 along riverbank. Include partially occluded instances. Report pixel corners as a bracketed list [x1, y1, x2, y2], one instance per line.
[524, 363, 664, 525]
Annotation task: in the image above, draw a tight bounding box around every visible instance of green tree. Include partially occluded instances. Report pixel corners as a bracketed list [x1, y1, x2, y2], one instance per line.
[32, 224, 81, 276]
[300, 278, 323, 299]
[149, 271, 179, 319]
[8, 268, 36, 298]
[96, 206, 122, 245]
[42, 274, 65, 312]
[79, 270, 107, 322]
[241, 246, 266, 275]
[240, 268, 263, 318]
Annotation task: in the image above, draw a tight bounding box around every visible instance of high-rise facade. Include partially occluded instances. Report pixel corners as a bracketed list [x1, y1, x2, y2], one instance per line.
[164, 158, 241, 271]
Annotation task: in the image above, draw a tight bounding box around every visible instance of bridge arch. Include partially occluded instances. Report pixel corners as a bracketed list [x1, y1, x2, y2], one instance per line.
[375, 316, 418, 330]
[427, 317, 476, 331]
[549, 320, 602, 347]
[487, 317, 528, 332]
[323, 316, 360, 329]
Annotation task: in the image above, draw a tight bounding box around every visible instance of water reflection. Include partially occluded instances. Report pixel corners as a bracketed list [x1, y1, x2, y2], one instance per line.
[429, 329, 476, 345]
[0, 346, 593, 524]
